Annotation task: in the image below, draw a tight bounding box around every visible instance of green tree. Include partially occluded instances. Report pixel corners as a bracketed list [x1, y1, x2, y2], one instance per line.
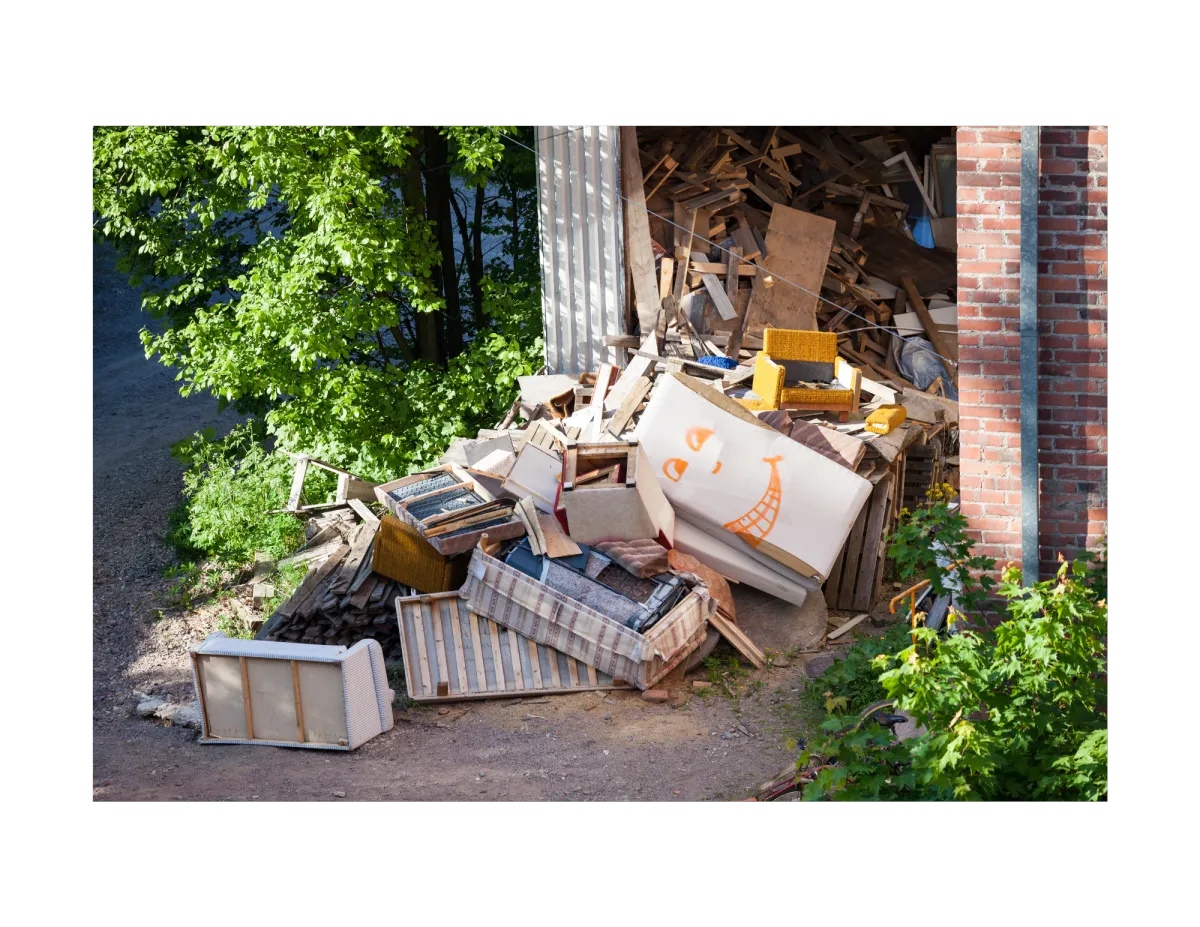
[92, 126, 543, 480]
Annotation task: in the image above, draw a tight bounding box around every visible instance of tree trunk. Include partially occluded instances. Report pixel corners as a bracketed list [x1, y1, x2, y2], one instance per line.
[451, 187, 487, 332]
[402, 146, 442, 364]
[424, 129, 463, 357]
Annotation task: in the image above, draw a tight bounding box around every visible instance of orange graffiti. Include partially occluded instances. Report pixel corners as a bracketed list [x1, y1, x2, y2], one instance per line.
[723, 455, 784, 547]
[711, 460, 722, 475]
[663, 458, 689, 482]
[685, 427, 715, 452]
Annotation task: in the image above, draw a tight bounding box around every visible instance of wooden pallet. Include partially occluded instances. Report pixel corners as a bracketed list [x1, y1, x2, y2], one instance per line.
[824, 471, 896, 612]
[395, 591, 632, 703]
[900, 443, 941, 511]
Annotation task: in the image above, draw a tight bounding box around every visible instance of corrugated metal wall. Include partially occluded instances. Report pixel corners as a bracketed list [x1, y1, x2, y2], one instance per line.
[536, 126, 626, 374]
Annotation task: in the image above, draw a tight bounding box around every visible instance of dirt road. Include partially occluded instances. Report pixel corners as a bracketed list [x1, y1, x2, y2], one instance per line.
[92, 241, 818, 801]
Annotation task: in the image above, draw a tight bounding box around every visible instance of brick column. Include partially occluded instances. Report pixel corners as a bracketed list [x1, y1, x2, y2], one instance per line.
[956, 126, 1107, 578]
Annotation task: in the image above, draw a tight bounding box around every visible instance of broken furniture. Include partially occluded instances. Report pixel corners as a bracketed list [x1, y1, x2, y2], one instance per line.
[276, 454, 379, 514]
[460, 541, 713, 690]
[635, 372, 873, 580]
[375, 463, 525, 555]
[738, 329, 862, 420]
[394, 591, 632, 702]
[372, 513, 469, 594]
[866, 403, 907, 435]
[189, 633, 394, 750]
[560, 442, 675, 545]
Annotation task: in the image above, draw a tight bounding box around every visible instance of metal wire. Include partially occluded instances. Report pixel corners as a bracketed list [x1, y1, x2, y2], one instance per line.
[500, 128, 957, 369]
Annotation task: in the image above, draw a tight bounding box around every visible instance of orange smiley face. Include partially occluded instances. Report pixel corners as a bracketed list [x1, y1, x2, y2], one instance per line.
[663, 427, 721, 482]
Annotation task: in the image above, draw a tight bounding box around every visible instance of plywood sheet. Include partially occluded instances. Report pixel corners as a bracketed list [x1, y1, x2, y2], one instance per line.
[744, 204, 836, 334]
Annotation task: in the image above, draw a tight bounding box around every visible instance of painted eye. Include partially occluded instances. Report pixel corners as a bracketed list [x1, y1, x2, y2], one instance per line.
[686, 427, 715, 452]
[663, 458, 689, 482]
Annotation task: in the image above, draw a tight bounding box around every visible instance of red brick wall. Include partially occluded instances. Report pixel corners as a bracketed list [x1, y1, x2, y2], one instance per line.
[956, 126, 1107, 579]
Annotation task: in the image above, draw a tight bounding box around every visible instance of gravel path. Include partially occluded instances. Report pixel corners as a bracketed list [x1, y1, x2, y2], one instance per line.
[92, 240, 817, 801]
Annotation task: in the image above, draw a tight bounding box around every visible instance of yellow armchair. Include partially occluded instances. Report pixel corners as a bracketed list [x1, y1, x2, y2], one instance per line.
[736, 329, 862, 420]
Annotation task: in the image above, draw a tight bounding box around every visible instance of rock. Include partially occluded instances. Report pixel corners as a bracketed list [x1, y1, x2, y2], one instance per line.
[641, 689, 670, 703]
[137, 698, 167, 718]
[332, 790, 346, 798]
[172, 703, 203, 730]
[804, 652, 838, 679]
[153, 702, 180, 722]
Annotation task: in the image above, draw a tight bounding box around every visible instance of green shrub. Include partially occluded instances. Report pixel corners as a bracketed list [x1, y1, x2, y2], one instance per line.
[801, 548, 1108, 802]
[167, 422, 309, 566]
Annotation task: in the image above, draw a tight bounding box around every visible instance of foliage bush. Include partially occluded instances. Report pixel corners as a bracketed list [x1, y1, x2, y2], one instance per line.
[167, 423, 308, 565]
[799, 495, 1108, 801]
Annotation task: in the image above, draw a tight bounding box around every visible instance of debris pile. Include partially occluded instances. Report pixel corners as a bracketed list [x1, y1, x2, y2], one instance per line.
[186, 125, 960, 752]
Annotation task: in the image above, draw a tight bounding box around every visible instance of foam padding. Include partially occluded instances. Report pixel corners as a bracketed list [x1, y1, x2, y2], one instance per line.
[751, 352, 784, 409]
[865, 404, 908, 435]
[373, 514, 467, 593]
[763, 329, 837, 363]
[780, 387, 855, 406]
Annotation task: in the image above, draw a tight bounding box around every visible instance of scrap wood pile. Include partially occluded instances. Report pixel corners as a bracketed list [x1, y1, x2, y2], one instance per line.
[259, 503, 405, 662]
[618, 126, 959, 395]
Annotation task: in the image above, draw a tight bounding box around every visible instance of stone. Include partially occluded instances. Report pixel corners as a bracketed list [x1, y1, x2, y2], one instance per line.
[172, 703, 203, 730]
[153, 702, 180, 722]
[641, 689, 670, 703]
[804, 652, 838, 679]
[137, 698, 167, 718]
[332, 790, 346, 798]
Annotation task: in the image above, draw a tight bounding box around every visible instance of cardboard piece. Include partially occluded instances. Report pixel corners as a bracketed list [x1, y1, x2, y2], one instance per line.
[501, 442, 563, 514]
[634, 373, 873, 580]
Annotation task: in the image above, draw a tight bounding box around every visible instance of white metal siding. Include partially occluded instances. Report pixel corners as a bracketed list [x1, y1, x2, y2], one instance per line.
[536, 126, 625, 374]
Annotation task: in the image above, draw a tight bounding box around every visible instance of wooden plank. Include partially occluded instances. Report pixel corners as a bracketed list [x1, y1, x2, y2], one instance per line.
[828, 612, 871, 640]
[659, 257, 674, 304]
[586, 663, 599, 687]
[824, 538, 847, 608]
[744, 204, 835, 334]
[447, 599, 469, 695]
[465, 605, 487, 692]
[606, 375, 652, 436]
[413, 602, 433, 697]
[567, 658, 580, 688]
[526, 638, 543, 689]
[429, 600, 451, 696]
[507, 630, 525, 689]
[488, 621, 506, 691]
[837, 499, 870, 611]
[709, 610, 766, 669]
[190, 652, 213, 738]
[348, 497, 379, 526]
[901, 276, 957, 386]
[621, 127, 663, 335]
[702, 273, 738, 321]
[546, 648, 562, 689]
[282, 543, 350, 618]
[239, 657, 254, 741]
[286, 457, 309, 511]
[290, 660, 305, 744]
[725, 246, 741, 304]
[536, 510, 583, 559]
[853, 473, 894, 611]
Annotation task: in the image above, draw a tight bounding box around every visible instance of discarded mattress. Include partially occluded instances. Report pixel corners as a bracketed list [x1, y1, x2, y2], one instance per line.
[395, 591, 632, 702]
[634, 372, 873, 580]
[460, 545, 713, 690]
[188, 633, 394, 750]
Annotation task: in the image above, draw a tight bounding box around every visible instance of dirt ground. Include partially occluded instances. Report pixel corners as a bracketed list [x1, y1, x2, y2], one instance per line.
[92, 241, 832, 801]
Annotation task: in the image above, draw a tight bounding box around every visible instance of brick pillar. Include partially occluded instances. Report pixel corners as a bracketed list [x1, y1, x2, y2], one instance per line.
[956, 126, 1108, 579]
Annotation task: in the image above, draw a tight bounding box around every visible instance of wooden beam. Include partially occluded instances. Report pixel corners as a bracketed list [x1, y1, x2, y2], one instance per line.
[901, 276, 957, 385]
[620, 127, 662, 334]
